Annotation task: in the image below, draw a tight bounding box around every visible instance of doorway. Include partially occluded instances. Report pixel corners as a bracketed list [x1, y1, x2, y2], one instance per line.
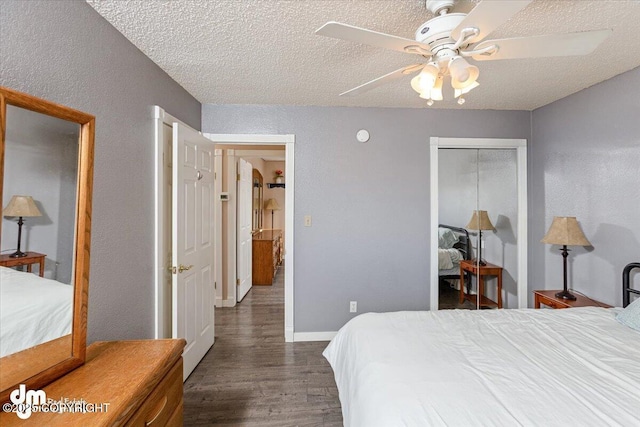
[429, 137, 528, 311]
[204, 134, 295, 342]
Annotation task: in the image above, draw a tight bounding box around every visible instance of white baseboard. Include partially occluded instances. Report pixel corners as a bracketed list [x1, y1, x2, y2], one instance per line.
[293, 331, 337, 342]
[285, 326, 294, 343]
[216, 297, 236, 308]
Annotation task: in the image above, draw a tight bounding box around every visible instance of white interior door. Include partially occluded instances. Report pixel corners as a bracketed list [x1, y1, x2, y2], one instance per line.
[172, 122, 216, 381]
[236, 158, 253, 302]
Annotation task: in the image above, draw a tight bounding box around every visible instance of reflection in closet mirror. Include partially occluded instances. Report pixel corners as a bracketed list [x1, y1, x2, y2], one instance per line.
[252, 168, 263, 231]
[437, 148, 518, 311]
[0, 87, 94, 403]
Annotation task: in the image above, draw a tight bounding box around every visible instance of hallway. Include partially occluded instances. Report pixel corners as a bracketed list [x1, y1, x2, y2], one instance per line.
[183, 266, 343, 426]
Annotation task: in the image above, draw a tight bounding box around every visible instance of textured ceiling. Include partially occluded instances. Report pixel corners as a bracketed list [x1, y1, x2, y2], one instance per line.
[87, 0, 640, 111]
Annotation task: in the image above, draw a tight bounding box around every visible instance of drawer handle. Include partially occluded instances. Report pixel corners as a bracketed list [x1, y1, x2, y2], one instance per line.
[145, 396, 168, 426]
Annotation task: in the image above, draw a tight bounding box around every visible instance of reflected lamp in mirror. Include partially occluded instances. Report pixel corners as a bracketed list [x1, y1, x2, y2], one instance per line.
[3, 195, 42, 258]
[264, 198, 280, 230]
[541, 216, 591, 301]
[465, 210, 495, 266]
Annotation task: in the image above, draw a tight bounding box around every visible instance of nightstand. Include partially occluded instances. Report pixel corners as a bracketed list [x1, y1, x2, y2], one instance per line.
[533, 290, 611, 309]
[0, 251, 46, 277]
[459, 260, 503, 308]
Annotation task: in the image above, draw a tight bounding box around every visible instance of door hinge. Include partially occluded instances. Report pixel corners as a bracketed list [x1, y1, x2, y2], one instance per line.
[214, 172, 217, 180]
[214, 281, 217, 290]
[236, 278, 240, 285]
[237, 173, 241, 181]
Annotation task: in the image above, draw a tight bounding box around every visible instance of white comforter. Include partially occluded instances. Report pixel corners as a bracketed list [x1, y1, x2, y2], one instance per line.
[0, 266, 73, 357]
[323, 308, 640, 427]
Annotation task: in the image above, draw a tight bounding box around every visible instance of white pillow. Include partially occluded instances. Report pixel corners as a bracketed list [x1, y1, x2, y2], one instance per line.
[438, 228, 459, 249]
[616, 297, 640, 332]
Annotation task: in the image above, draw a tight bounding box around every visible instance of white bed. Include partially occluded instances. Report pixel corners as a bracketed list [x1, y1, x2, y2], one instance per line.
[324, 307, 640, 426]
[0, 266, 73, 357]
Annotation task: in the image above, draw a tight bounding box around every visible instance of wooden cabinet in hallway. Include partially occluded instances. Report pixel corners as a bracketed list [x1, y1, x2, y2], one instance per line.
[252, 229, 283, 285]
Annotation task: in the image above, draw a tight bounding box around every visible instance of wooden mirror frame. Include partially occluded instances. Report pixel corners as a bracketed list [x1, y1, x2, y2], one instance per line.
[0, 87, 94, 402]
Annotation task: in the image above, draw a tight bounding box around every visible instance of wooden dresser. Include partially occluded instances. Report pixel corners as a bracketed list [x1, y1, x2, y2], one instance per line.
[252, 229, 282, 285]
[0, 339, 185, 426]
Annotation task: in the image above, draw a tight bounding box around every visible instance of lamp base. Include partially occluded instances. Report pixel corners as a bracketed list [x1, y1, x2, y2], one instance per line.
[555, 289, 577, 301]
[9, 250, 28, 258]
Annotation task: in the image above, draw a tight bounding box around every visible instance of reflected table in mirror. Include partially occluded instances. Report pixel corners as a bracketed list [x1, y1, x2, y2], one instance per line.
[459, 260, 503, 309]
[0, 252, 46, 277]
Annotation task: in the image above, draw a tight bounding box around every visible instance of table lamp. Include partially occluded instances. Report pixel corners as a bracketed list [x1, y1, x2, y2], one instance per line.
[264, 198, 280, 230]
[465, 210, 495, 266]
[3, 195, 43, 258]
[541, 216, 591, 300]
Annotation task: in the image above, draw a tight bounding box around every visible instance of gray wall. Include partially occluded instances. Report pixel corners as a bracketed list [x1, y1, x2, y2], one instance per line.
[0, 1, 201, 343]
[530, 66, 640, 306]
[202, 105, 530, 332]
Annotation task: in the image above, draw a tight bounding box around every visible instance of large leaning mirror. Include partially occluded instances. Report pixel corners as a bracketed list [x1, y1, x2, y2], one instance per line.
[252, 168, 263, 231]
[0, 87, 94, 403]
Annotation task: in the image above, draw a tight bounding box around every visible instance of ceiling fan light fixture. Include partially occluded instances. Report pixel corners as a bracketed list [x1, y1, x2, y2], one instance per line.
[454, 81, 479, 98]
[410, 63, 439, 95]
[448, 56, 479, 90]
[426, 99, 435, 106]
[430, 75, 444, 101]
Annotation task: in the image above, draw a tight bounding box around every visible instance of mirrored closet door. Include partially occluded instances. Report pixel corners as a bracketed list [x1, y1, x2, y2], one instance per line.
[437, 148, 519, 310]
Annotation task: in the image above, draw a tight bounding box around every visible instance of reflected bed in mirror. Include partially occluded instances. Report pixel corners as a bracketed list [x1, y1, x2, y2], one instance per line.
[0, 87, 94, 403]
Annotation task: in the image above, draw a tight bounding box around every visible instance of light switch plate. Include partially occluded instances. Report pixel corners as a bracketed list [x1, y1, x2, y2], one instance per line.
[304, 215, 312, 227]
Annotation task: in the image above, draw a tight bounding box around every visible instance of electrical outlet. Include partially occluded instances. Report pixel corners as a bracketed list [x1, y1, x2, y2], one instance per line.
[304, 215, 312, 227]
[350, 301, 357, 313]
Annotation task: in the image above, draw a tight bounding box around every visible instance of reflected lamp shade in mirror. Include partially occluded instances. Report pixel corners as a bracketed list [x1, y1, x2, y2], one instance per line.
[541, 216, 591, 300]
[3, 195, 43, 258]
[465, 210, 495, 266]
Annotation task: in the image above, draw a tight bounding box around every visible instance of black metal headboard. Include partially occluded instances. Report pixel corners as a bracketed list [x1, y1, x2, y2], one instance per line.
[622, 262, 640, 307]
[438, 224, 471, 261]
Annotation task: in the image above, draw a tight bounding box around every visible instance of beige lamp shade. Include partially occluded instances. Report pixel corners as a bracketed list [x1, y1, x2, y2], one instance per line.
[264, 198, 280, 211]
[3, 195, 42, 217]
[541, 216, 591, 246]
[465, 210, 495, 231]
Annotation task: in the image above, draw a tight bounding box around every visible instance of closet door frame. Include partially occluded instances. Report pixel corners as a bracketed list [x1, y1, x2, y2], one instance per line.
[429, 137, 528, 310]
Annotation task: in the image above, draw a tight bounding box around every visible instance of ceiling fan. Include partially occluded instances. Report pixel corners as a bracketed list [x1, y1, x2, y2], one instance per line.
[316, 0, 611, 105]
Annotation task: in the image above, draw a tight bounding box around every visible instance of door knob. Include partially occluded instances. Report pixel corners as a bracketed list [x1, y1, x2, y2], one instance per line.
[178, 264, 194, 273]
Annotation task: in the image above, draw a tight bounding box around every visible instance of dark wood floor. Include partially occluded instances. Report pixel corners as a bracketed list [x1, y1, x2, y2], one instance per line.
[183, 265, 343, 426]
[439, 279, 476, 310]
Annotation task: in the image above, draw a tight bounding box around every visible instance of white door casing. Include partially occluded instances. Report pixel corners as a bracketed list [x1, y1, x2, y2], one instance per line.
[236, 158, 253, 302]
[172, 122, 216, 381]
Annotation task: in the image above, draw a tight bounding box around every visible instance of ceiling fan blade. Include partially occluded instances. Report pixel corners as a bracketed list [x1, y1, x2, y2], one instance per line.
[316, 21, 432, 55]
[470, 29, 612, 61]
[340, 64, 424, 97]
[451, 0, 532, 44]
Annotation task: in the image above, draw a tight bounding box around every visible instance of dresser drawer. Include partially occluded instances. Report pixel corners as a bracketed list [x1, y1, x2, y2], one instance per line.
[126, 358, 183, 426]
[538, 295, 567, 309]
[165, 402, 183, 427]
